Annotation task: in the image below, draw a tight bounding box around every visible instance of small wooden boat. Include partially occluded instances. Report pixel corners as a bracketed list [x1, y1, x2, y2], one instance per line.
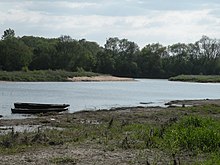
[12, 102, 70, 114]
[14, 102, 70, 109]
[11, 107, 68, 114]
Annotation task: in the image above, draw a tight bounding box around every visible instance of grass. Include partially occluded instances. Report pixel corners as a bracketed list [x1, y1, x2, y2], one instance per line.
[0, 70, 100, 82]
[0, 105, 220, 164]
[169, 75, 220, 83]
[163, 116, 220, 153]
[50, 156, 77, 164]
[200, 153, 220, 165]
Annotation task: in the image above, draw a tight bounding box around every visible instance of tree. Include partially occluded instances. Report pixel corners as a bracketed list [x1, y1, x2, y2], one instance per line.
[139, 43, 165, 78]
[79, 39, 102, 71]
[96, 51, 115, 74]
[167, 43, 190, 75]
[195, 36, 220, 74]
[21, 36, 58, 70]
[104, 37, 140, 76]
[2, 28, 15, 40]
[0, 38, 32, 71]
[54, 37, 76, 70]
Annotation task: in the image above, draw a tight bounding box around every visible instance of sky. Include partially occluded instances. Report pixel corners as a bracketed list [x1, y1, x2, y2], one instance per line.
[0, 0, 220, 48]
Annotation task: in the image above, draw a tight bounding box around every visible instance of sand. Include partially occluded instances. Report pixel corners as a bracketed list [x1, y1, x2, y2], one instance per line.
[67, 75, 134, 82]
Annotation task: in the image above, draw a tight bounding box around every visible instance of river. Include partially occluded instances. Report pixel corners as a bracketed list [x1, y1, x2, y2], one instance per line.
[1, 79, 220, 119]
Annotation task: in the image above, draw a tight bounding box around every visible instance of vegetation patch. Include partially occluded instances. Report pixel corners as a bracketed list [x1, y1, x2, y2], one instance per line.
[0, 70, 100, 82]
[50, 156, 77, 164]
[169, 75, 220, 83]
[163, 116, 220, 153]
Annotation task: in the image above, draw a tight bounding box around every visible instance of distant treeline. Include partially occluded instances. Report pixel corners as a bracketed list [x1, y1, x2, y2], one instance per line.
[1, 28, 220, 78]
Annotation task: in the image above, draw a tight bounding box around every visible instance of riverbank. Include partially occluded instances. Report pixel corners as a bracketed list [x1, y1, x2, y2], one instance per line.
[0, 70, 100, 82]
[169, 75, 220, 83]
[0, 70, 133, 82]
[165, 99, 220, 107]
[0, 99, 220, 164]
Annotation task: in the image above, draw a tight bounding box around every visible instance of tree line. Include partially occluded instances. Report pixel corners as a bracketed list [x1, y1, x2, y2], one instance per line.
[0, 28, 220, 78]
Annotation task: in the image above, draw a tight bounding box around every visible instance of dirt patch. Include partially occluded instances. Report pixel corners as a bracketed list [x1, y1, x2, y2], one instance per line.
[0, 144, 172, 165]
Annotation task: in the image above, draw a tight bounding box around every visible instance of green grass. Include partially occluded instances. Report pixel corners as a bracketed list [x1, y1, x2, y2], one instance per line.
[169, 75, 220, 83]
[163, 116, 220, 153]
[0, 70, 100, 82]
[200, 153, 220, 165]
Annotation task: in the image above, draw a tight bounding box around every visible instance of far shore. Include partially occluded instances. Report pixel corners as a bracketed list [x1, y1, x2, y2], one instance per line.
[67, 75, 134, 82]
[0, 70, 136, 82]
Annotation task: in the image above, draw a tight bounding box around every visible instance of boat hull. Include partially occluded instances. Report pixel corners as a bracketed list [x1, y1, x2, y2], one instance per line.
[12, 102, 70, 114]
[11, 108, 68, 114]
[14, 102, 70, 109]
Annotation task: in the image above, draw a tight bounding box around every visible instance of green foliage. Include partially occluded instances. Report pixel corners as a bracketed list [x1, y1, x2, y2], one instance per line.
[1, 29, 220, 78]
[163, 116, 220, 153]
[0, 38, 32, 71]
[1, 28, 15, 40]
[139, 43, 165, 78]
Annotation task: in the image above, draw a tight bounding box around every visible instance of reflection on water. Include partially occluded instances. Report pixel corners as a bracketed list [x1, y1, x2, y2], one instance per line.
[1, 79, 220, 119]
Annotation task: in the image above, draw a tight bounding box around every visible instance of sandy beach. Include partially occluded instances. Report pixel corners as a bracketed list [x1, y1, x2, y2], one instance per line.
[67, 75, 134, 82]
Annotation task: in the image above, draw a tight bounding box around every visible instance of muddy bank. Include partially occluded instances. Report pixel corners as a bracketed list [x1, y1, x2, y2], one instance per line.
[165, 99, 220, 107]
[1, 98, 220, 127]
[0, 106, 189, 164]
[0, 99, 220, 164]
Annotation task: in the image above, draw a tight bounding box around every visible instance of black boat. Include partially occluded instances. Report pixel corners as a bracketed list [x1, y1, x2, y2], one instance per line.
[14, 102, 70, 109]
[12, 102, 70, 114]
[11, 107, 68, 114]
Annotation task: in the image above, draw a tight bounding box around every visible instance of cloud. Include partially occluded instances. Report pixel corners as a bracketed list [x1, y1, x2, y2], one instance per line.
[0, 0, 220, 47]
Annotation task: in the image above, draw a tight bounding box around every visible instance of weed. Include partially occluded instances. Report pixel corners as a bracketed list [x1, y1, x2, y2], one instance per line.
[50, 156, 77, 164]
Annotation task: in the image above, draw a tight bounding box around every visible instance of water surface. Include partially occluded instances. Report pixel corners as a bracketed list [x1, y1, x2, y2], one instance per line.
[1, 79, 220, 119]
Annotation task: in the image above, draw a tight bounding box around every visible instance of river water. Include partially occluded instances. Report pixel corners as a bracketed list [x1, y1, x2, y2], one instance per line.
[1, 79, 220, 119]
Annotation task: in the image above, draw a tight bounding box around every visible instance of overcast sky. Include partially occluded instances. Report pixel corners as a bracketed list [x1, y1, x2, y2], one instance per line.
[0, 0, 220, 47]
